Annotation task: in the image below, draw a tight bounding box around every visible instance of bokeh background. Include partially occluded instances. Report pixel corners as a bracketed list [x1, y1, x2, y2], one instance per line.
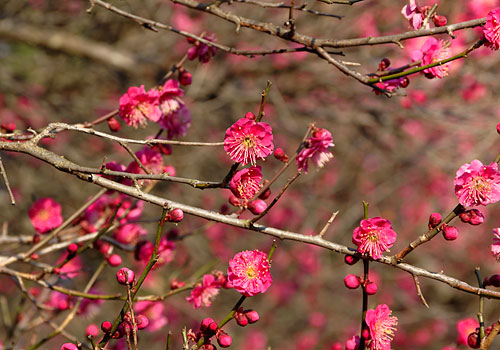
[1, 0, 500, 349]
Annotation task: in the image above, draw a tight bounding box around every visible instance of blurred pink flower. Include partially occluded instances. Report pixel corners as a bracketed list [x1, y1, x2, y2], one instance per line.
[158, 79, 191, 138]
[186, 274, 221, 308]
[114, 223, 147, 244]
[134, 301, 168, 332]
[227, 250, 272, 297]
[411, 37, 451, 79]
[29, 198, 63, 234]
[456, 318, 479, 345]
[118, 86, 161, 127]
[491, 228, 500, 260]
[224, 117, 274, 165]
[454, 159, 500, 207]
[401, 0, 426, 30]
[229, 166, 263, 200]
[296, 127, 334, 173]
[187, 34, 217, 63]
[135, 237, 175, 268]
[352, 217, 397, 260]
[484, 8, 500, 50]
[365, 304, 398, 350]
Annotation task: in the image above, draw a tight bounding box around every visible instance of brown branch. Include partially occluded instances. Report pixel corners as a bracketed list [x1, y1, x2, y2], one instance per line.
[0, 154, 15, 205]
[0, 19, 136, 71]
[318, 210, 339, 238]
[412, 274, 429, 308]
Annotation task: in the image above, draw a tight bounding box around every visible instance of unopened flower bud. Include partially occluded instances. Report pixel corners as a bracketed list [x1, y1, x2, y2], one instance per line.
[344, 274, 360, 289]
[467, 330, 480, 349]
[170, 278, 186, 290]
[153, 143, 172, 156]
[1, 122, 16, 132]
[30, 253, 39, 260]
[433, 14, 447, 27]
[178, 70, 193, 86]
[116, 268, 135, 285]
[216, 330, 232, 348]
[497, 122, 500, 134]
[164, 165, 176, 176]
[107, 117, 121, 132]
[400, 77, 410, 88]
[468, 209, 484, 225]
[67, 243, 78, 255]
[365, 281, 378, 295]
[244, 310, 260, 324]
[168, 209, 184, 223]
[234, 311, 249, 327]
[107, 254, 122, 267]
[61, 343, 78, 350]
[33, 233, 40, 244]
[344, 255, 359, 265]
[486, 274, 500, 287]
[136, 314, 150, 330]
[345, 335, 360, 350]
[442, 225, 458, 241]
[274, 148, 289, 163]
[361, 328, 370, 340]
[101, 321, 112, 333]
[248, 199, 267, 215]
[245, 112, 256, 120]
[200, 318, 215, 332]
[428, 212, 442, 229]
[259, 183, 271, 200]
[378, 58, 391, 71]
[201, 344, 216, 350]
[86, 324, 99, 337]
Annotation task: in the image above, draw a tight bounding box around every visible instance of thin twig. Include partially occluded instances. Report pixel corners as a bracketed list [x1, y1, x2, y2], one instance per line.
[318, 210, 339, 238]
[412, 275, 429, 308]
[0, 155, 15, 205]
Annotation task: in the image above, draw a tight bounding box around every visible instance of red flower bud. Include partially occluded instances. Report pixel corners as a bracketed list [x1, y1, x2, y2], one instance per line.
[101, 320, 112, 333]
[107, 254, 122, 267]
[136, 314, 150, 330]
[248, 199, 267, 215]
[179, 70, 193, 86]
[216, 330, 232, 348]
[433, 14, 447, 27]
[428, 212, 442, 229]
[442, 225, 458, 240]
[274, 148, 289, 163]
[245, 112, 256, 120]
[107, 117, 121, 132]
[244, 310, 260, 324]
[67, 243, 78, 255]
[378, 58, 391, 71]
[116, 267, 135, 285]
[365, 281, 378, 295]
[344, 255, 359, 265]
[168, 209, 184, 223]
[344, 274, 360, 289]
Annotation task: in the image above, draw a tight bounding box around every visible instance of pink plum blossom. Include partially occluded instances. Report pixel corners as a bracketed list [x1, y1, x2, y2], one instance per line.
[454, 159, 500, 207]
[118, 85, 161, 127]
[491, 228, 500, 261]
[296, 127, 334, 173]
[229, 166, 263, 200]
[224, 117, 274, 165]
[401, 0, 426, 30]
[134, 301, 168, 332]
[411, 37, 451, 79]
[187, 34, 217, 63]
[227, 250, 272, 297]
[186, 274, 221, 308]
[352, 217, 397, 260]
[157, 79, 191, 138]
[484, 8, 500, 50]
[28, 197, 63, 234]
[365, 304, 398, 350]
[456, 318, 479, 345]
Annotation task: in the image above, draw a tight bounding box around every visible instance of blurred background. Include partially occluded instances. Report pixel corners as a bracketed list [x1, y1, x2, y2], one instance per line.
[1, 0, 500, 349]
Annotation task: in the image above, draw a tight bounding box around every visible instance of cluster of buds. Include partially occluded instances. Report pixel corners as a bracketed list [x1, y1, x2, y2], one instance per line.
[234, 308, 260, 327]
[467, 324, 499, 349]
[101, 312, 149, 339]
[94, 240, 122, 267]
[459, 208, 485, 225]
[402, 0, 448, 30]
[188, 318, 232, 349]
[343, 274, 378, 295]
[372, 58, 410, 95]
[186, 34, 217, 64]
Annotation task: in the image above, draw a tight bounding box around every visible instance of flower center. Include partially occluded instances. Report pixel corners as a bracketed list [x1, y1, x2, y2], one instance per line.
[365, 230, 380, 242]
[473, 176, 491, 193]
[39, 209, 50, 220]
[243, 136, 255, 148]
[245, 266, 257, 279]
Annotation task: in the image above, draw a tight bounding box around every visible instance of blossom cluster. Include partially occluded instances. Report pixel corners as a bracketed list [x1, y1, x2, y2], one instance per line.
[118, 79, 191, 138]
